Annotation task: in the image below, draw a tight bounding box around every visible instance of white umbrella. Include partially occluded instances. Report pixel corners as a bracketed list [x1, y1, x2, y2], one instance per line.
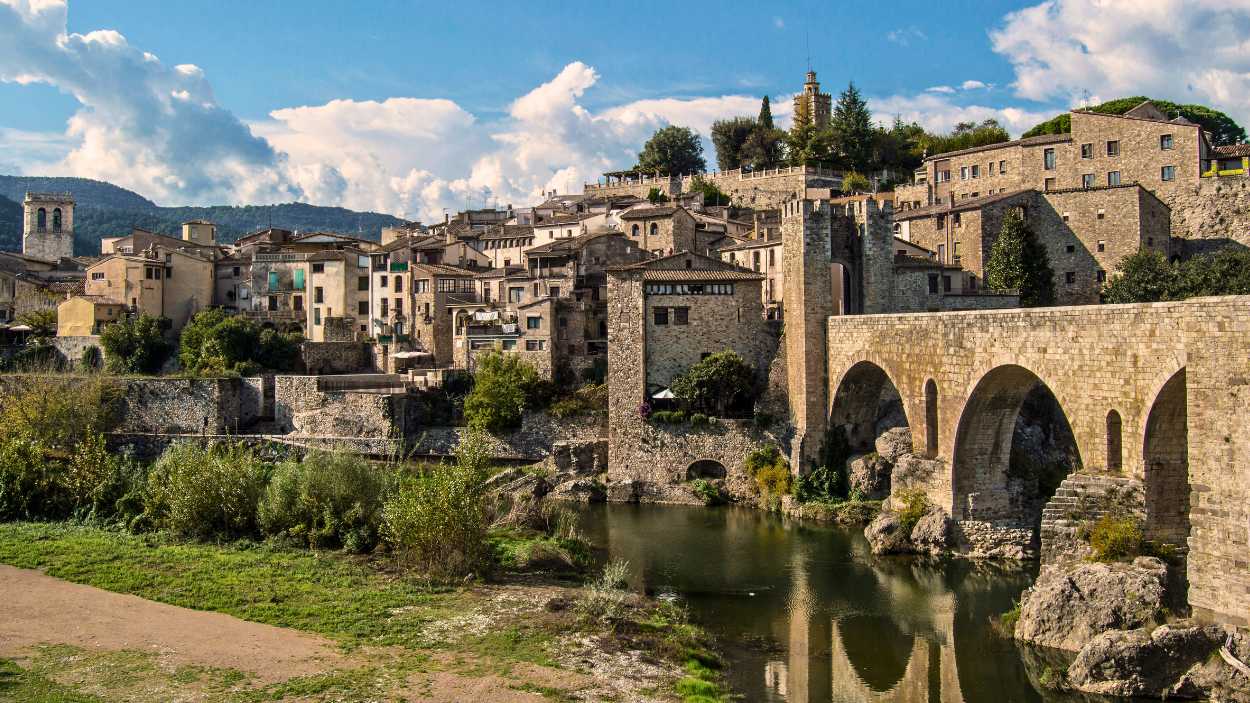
[652, 388, 675, 399]
[8, 324, 32, 332]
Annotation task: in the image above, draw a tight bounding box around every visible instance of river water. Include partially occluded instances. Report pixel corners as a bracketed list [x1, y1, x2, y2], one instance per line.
[576, 503, 1080, 703]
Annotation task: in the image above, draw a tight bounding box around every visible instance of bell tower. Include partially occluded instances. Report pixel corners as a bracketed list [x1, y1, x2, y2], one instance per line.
[23, 192, 75, 261]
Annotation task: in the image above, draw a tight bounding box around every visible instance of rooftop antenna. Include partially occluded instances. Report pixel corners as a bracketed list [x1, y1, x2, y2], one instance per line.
[806, 31, 811, 72]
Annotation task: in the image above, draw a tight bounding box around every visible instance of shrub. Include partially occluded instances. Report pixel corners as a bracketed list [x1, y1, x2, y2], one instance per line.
[0, 437, 62, 520]
[650, 409, 687, 425]
[793, 464, 841, 503]
[100, 314, 172, 374]
[670, 351, 756, 417]
[383, 430, 493, 578]
[691, 479, 723, 506]
[548, 383, 608, 420]
[179, 308, 301, 375]
[259, 450, 391, 552]
[1086, 514, 1145, 562]
[463, 352, 545, 434]
[64, 432, 146, 523]
[78, 346, 102, 372]
[0, 374, 122, 452]
[142, 442, 269, 539]
[999, 602, 1022, 636]
[896, 489, 930, 531]
[577, 559, 631, 624]
[689, 413, 711, 428]
[754, 464, 791, 497]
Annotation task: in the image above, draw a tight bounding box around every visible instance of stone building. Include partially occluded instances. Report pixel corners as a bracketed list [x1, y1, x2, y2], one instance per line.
[896, 101, 1210, 210]
[476, 224, 536, 268]
[793, 70, 832, 130]
[367, 251, 476, 370]
[22, 192, 75, 261]
[619, 206, 700, 256]
[83, 247, 214, 330]
[895, 184, 1171, 304]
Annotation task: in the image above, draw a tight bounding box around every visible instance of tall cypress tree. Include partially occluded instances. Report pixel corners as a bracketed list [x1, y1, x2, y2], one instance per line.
[984, 209, 1055, 307]
[831, 82, 874, 171]
[758, 96, 774, 129]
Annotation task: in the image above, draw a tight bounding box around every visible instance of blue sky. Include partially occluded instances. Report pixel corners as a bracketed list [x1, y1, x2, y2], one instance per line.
[2, 0, 1248, 220]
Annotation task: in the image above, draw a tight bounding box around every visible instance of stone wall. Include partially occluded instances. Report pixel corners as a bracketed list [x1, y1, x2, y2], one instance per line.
[273, 375, 409, 439]
[115, 377, 248, 434]
[823, 297, 1250, 625]
[1039, 473, 1145, 572]
[583, 167, 841, 211]
[411, 413, 605, 462]
[48, 336, 102, 366]
[1167, 176, 1250, 247]
[301, 341, 370, 375]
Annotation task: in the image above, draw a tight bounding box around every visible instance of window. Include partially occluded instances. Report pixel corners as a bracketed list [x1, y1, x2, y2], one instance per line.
[501, 340, 516, 351]
[379, 298, 388, 316]
[970, 165, 979, 178]
[394, 277, 403, 293]
[1147, 237, 1155, 246]
[1097, 240, 1106, 252]
[1161, 165, 1176, 181]
[768, 249, 775, 266]
[1160, 134, 1173, 150]
[1097, 210, 1105, 220]
[631, 224, 639, 237]
[91, 272, 105, 280]
[358, 301, 368, 315]
[293, 269, 305, 290]
[1066, 244, 1076, 253]
[936, 214, 945, 230]
[1082, 173, 1095, 188]
[312, 286, 323, 304]
[1065, 271, 1076, 284]
[673, 307, 689, 325]
[314, 308, 322, 325]
[232, 266, 240, 277]
[525, 339, 546, 351]
[653, 308, 669, 325]
[927, 274, 939, 294]
[379, 275, 388, 288]
[358, 255, 369, 268]
[358, 276, 369, 291]
[953, 212, 962, 227]
[752, 251, 761, 271]
[508, 287, 523, 303]
[526, 315, 541, 329]
[1081, 143, 1093, 159]
[999, 159, 1007, 173]
[937, 244, 945, 262]
[960, 166, 969, 180]
[942, 275, 951, 293]
[311, 262, 324, 273]
[649, 223, 658, 238]
[1044, 177, 1056, 191]
[293, 295, 303, 311]
[35, 208, 45, 231]
[1062, 213, 1070, 222]
[395, 298, 402, 314]
[1107, 140, 1119, 157]
[1108, 171, 1121, 186]
[549, 286, 560, 297]
[1043, 148, 1056, 170]
[941, 169, 951, 182]
[989, 162, 995, 175]
[413, 279, 429, 293]
[1097, 270, 1107, 283]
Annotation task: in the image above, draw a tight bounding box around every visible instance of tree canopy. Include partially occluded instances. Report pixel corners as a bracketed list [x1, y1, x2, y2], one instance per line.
[984, 210, 1055, 307]
[831, 82, 875, 171]
[462, 351, 550, 434]
[670, 350, 756, 417]
[1022, 97, 1247, 146]
[635, 126, 706, 175]
[100, 314, 171, 374]
[179, 308, 302, 375]
[710, 117, 757, 172]
[1102, 247, 1250, 303]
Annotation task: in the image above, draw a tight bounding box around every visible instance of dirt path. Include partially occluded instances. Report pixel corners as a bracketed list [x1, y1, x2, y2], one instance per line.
[0, 564, 348, 683]
[0, 565, 589, 701]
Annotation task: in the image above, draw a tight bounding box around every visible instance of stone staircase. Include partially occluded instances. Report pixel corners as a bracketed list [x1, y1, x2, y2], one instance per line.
[1040, 473, 1145, 567]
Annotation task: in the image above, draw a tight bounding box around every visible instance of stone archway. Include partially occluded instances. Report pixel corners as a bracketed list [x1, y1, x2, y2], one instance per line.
[952, 365, 1081, 527]
[686, 459, 727, 480]
[828, 360, 910, 452]
[1143, 369, 1188, 551]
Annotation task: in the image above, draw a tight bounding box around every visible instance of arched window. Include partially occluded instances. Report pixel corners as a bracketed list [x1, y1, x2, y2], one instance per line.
[1106, 409, 1123, 471]
[649, 223, 658, 237]
[52, 208, 62, 232]
[924, 379, 939, 456]
[36, 208, 46, 231]
[631, 224, 639, 237]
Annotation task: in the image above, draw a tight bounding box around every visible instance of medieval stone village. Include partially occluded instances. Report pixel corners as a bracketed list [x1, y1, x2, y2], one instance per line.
[2, 2, 1250, 701]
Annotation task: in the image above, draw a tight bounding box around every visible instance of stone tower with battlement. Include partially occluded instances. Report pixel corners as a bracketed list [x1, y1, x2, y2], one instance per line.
[793, 70, 832, 130]
[859, 198, 895, 314]
[781, 198, 834, 470]
[22, 192, 75, 261]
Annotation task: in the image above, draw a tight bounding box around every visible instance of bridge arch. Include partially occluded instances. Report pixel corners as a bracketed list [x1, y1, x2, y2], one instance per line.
[1143, 368, 1189, 550]
[952, 364, 1081, 525]
[828, 360, 911, 452]
[686, 459, 726, 480]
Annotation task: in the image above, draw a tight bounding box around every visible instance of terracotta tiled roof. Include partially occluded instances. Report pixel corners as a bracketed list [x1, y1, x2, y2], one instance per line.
[719, 236, 781, 252]
[619, 206, 678, 220]
[1213, 144, 1250, 157]
[641, 269, 763, 282]
[893, 189, 1034, 220]
[925, 133, 1071, 162]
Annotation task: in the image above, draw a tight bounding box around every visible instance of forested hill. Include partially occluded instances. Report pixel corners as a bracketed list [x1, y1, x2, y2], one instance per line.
[1022, 97, 1247, 146]
[0, 175, 408, 253]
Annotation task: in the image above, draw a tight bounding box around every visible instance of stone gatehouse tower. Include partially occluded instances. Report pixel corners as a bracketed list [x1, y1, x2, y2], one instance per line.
[781, 199, 834, 468]
[22, 192, 75, 261]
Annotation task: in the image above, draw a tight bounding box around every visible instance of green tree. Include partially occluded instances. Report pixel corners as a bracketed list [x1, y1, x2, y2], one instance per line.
[841, 172, 871, 193]
[645, 187, 669, 204]
[100, 314, 171, 374]
[710, 117, 757, 171]
[831, 82, 875, 171]
[786, 124, 837, 167]
[1101, 250, 1177, 303]
[670, 350, 756, 417]
[462, 351, 545, 434]
[758, 96, 774, 130]
[686, 176, 731, 206]
[1023, 96, 1246, 146]
[1176, 248, 1250, 297]
[984, 210, 1055, 307]
[17, 309, 57, 338]
[741, 125, 786, 170]
[635, 125, 706, 175]
[179, 308, 301, 375]
[920, 119, 1011, 156]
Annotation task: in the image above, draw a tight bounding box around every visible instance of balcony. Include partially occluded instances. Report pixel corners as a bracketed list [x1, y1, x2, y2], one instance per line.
[243, 309, 301, 321]
[253, 252, 311, 263]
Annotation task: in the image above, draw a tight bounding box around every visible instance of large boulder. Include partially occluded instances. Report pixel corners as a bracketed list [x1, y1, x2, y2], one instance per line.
[848, 453, 892, 500]
[910, 509, 953, 555]
[891, 454, 943, 493]
[1014, 561, 1166, 652]
[547, 478, 606, 503]
[874, 427, 913, 464]
[547, 440, 607, 477]
[1066, 624, 1228, 699]
[606, 479, 641, 503]
[865, 511, 913, 555]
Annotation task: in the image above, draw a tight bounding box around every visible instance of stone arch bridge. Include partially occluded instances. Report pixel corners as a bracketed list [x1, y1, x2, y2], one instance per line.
[820, 297, 1250, 625]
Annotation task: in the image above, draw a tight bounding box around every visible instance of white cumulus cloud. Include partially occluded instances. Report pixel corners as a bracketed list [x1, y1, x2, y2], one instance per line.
[870, 92, 1053, 136]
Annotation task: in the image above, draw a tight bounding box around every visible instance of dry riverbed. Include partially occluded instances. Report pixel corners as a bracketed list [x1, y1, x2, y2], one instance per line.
[0, 523, 727, 702]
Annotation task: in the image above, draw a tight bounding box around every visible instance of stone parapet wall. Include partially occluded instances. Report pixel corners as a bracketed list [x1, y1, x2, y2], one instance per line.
[48, 336, 102, 366]
[301, 342, 371, 375]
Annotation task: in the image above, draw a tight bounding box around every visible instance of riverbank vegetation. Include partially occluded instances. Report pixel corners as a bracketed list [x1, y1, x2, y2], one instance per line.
[1101, 247, 1250, 303]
